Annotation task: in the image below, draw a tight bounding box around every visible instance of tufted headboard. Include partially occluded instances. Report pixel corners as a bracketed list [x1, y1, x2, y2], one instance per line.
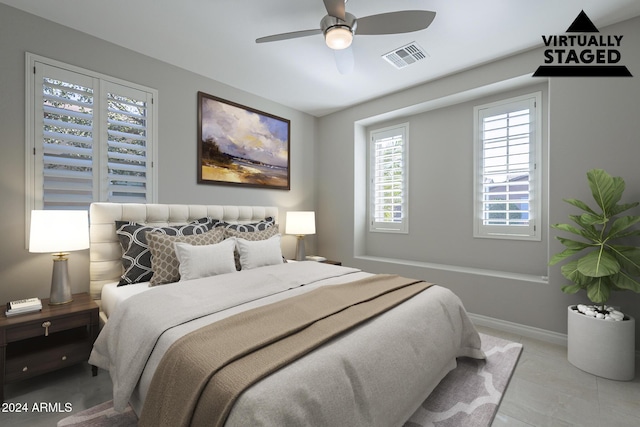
[89, 202, 279, 300]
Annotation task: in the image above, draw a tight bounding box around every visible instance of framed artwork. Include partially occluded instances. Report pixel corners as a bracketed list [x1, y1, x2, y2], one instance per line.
[197, 92, 290, 190]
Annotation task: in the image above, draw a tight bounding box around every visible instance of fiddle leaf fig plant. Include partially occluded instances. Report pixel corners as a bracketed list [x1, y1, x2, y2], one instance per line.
[549, 169, 640, 312]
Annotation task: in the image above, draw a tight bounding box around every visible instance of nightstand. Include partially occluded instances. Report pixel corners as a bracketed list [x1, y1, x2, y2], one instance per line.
[0, 293, 99, 402]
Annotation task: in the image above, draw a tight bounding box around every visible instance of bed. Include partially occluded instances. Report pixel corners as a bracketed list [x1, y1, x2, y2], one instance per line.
[87, 202, 484, 427]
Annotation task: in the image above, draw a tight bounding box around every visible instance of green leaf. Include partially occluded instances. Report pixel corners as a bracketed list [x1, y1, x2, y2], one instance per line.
[568, 215, 599, 240]
[580, 212, 607, 225]
[561, 283, 584, 294]
[552, 223, 586, 237]
[608, 229, 640, 240]
[587, 169, 624, 217]
[609, 246, 640, 276]
[586, 277, 610, 304]
[611, 271, 640, 293]
[576, 249, 620, 277]
[583, 214, 608, 225]
[610, 201, 640, 216]
[557, 237, 590, 250]
[561, 260, 592, 285]
[563, 198, 597, 215]
[549, 247, 584, 266]
[607, 215, 640, 240]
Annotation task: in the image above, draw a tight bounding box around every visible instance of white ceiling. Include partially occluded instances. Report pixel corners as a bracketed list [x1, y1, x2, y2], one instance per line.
[3, 0, 640, 116]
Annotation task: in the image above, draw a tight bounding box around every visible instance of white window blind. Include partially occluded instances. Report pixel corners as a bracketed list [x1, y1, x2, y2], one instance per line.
[26, 54, 157, 216]
[473, 93, 541, 240]
[104, 82, 153, 203]
[38, 68, 96, 209]
[369, 123, 408, 233]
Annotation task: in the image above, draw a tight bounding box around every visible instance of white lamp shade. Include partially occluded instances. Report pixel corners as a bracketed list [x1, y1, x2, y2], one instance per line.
[29, 210, 90, 253]
[286, 211, 316, 235]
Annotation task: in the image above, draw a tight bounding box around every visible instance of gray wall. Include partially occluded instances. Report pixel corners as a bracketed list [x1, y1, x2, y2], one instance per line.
[317, 16, 640, 347]
[0, 4, 317, 304]
[363, 82, 548, 276]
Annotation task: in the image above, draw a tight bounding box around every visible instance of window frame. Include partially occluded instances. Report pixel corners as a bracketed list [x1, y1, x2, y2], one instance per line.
[25, 53, 158, 241]
[473, 92, 542, 241]
[368, 122, 409, 234]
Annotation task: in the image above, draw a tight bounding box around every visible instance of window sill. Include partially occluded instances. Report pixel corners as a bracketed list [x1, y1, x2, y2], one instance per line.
[354, 255, 548, 284]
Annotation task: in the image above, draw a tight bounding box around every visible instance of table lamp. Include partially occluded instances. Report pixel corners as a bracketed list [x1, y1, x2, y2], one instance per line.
[29, 210, 90, 305]
[285, 211, 316, 261]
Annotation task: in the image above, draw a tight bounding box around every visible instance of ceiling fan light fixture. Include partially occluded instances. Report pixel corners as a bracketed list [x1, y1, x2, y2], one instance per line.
[325, 26, 353, 50]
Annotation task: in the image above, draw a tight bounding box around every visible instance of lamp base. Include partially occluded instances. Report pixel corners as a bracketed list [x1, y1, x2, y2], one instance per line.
[50, 257, 73, 305]
[295, 235, 307, 261]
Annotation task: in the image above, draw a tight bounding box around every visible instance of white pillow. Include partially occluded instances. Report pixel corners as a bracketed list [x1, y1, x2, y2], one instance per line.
[236, 234, 284, 270]
[174, 237, 237, 281]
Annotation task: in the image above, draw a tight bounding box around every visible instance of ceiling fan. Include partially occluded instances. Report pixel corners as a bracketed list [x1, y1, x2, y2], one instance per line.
[256, 0, 436, 74]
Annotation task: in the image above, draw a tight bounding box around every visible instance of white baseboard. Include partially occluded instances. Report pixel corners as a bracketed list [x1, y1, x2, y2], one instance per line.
[469, 312, 640, 359]
[468, 312, 569, 347]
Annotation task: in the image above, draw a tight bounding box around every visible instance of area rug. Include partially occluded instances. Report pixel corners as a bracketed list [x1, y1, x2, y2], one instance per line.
[57, 333, 521, 427]
[56, 399, 136, 427]
[404, 333, 523, 427]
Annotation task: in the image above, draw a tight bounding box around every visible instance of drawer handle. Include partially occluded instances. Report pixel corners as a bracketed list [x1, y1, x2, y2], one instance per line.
[22, 366, 28, 372]
[42, 321, 52, 336]
[61, 355, 67, 361]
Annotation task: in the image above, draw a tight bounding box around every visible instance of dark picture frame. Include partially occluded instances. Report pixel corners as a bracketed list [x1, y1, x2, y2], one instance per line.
[197, 92, 290, 190]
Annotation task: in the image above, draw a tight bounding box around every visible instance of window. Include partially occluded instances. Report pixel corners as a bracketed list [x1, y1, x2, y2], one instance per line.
[25, 54, 158, 216]
[473, 92, 542, 240]
[369, 123, 409, 233]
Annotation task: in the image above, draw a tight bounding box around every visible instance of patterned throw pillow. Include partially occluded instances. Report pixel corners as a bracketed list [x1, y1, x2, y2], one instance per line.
[216, 217, 275, 232]
[224, 226, 280, 241]
[147, 227, 225, 286]
[116, 218, 216, 286]
[224, 226, 281, 270]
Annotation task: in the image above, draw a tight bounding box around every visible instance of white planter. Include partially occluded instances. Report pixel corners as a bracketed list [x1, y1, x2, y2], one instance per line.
[567, 305, 635, 381]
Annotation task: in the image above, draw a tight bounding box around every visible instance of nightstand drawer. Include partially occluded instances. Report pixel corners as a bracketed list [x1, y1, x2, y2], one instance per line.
[5, 312, 92, 343]
[5, 339, 89, 382]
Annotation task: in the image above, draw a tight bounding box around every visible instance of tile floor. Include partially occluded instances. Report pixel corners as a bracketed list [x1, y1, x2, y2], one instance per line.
[479, 325, 640, 427]
[1, 363, 113, 427]
[1, 326, 638, 427]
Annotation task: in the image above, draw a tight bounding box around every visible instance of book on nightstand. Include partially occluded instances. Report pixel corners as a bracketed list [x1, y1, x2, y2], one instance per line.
[5, 297, 42, 317]
[306, 255, 327, 262]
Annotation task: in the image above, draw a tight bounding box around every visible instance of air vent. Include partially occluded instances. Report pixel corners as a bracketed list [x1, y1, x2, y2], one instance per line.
[382, 42, 428, 69]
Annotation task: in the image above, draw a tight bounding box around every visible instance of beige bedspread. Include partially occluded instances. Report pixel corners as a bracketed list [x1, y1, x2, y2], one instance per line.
[139, 275, 433, 427]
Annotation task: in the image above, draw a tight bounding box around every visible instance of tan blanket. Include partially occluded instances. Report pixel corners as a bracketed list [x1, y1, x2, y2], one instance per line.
[139, 274, 433, 427]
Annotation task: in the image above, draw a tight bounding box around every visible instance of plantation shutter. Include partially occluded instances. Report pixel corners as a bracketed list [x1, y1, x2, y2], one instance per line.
[103, 82, 153, 203]
[370, 124, 408, 233]
[35, 64, 97, 210]
[474, 94, 540, 239]
[32, 60, 155, 211]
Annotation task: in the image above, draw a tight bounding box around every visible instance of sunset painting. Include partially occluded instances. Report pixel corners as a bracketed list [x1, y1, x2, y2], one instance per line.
[197, 92, 290, 189]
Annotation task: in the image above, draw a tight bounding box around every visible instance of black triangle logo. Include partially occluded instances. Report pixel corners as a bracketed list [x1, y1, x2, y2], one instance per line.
[566, 10, 599, 33]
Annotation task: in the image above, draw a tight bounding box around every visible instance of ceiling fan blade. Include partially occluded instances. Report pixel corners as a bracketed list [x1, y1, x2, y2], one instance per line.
[256, 29, 323, 44]
[356, 10, 436, 35]
[334, 45, 354, 74]
[323, 0, 346, 21]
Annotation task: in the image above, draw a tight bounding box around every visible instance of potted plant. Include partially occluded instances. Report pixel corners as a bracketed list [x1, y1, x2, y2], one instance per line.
[550, 169, 640, 380]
